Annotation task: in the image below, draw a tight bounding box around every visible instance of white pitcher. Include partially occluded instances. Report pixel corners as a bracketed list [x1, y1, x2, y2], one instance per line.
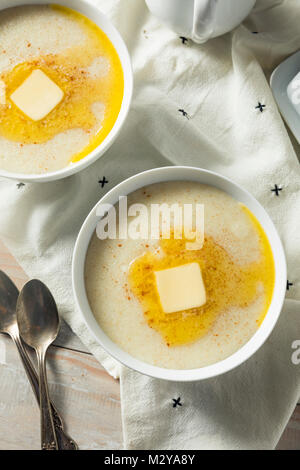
[145, 0, 256, 43]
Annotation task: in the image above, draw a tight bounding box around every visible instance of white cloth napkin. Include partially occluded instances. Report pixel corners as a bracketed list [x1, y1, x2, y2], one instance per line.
[0, 0, 299, 450]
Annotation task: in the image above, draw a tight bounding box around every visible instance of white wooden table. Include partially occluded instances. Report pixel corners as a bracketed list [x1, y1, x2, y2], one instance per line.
[0, 238, 298, 450]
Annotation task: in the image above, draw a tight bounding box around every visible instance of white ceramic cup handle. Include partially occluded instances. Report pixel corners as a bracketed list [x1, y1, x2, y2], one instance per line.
[192, 0, 218, 43]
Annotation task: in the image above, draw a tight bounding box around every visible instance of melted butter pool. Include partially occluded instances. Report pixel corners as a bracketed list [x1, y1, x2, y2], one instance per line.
[128, 205, 275, 347]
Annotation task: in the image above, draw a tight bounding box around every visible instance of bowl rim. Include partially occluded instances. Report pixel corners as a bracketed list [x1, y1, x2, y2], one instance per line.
[72, 166, 287, 381]
[0, 0, 133, 182]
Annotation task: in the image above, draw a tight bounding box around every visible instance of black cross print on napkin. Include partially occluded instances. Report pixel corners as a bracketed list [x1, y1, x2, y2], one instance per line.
[16, 182, 25, 189]
[179, 36, 188, 45]
[178, 109, 190, 119]
[287, 280, 293, 291]
[98, 177, 109, 188]
[255, 102, 266, 113]
[172, 397, 182, 408]
[271, 184, 282, 196]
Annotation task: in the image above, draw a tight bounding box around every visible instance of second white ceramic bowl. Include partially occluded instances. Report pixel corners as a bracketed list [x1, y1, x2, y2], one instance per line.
[72, 166, 287, 382]
[0, 0, 133, 182]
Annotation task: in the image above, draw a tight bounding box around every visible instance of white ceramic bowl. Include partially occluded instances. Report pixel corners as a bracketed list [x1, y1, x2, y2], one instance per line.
[0, 0, 133, 182]
[72, 166, 287, 381]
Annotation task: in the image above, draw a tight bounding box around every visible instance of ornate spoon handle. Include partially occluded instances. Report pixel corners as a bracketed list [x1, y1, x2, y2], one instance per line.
[37, 349, 58, 450]
[11, 331, 78, 450]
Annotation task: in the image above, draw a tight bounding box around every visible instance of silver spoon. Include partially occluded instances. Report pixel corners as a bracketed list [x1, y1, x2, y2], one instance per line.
[0, 271, 78, 449]
[16, 278, 64, 450]
[16, 279, 59, 450]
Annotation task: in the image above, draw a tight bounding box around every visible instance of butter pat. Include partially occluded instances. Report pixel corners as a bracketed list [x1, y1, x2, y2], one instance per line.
[10, 69, 64, 121]
[154, 262, 206, 314]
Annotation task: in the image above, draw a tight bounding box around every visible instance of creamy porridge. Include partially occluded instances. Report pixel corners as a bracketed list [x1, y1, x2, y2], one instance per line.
[85, 182, 275, 369]
[0, 5, 123, 174]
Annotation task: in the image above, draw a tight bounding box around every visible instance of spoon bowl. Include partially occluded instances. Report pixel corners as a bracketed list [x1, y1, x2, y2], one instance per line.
[17, 280, 60, 351]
